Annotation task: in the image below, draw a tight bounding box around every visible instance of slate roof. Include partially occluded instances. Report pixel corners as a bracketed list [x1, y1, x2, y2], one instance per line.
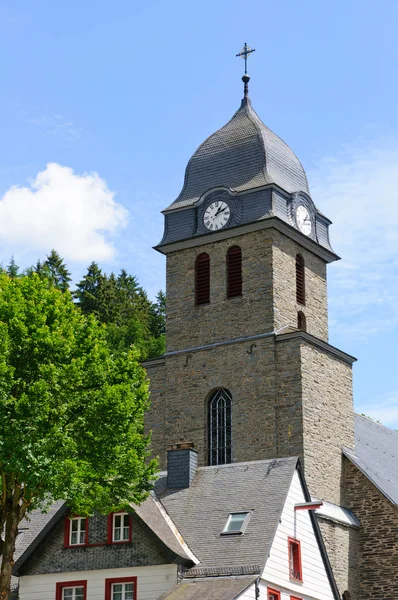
[133, 492, 196, 562]
[158, 576, 257, 600]
[343, 413, 398, 505]
[165, 97, 310, 212]
[154, 457, 297, 573]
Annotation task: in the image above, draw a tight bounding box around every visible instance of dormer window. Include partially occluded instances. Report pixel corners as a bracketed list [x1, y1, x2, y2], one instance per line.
[221, 511, 250, 535]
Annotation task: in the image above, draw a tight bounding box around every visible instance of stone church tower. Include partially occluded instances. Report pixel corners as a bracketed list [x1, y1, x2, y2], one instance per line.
[144, 72, 398, 599]
[145, 74, 355, 509]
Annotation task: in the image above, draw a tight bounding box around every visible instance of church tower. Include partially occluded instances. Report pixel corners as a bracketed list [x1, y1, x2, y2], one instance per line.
[144, 67, 356, 507]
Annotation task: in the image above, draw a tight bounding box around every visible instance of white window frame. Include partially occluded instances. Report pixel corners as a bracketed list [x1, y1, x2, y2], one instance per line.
[62, 586, 85, 600]
[69, 517, 86, 546]
[111, 581, 135, 600]
[112, 512, 130, 542]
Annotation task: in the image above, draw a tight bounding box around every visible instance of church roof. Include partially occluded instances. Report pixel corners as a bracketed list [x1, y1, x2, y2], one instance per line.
[165, 93, 310, 212]
[344, 413, 398, 505]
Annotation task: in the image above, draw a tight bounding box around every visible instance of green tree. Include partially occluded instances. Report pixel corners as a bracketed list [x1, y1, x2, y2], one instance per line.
[74, 266, 166, 361]
[0, 273, 157, 599]
[35, 249, 72, 292]
[5, 257, 20, 279]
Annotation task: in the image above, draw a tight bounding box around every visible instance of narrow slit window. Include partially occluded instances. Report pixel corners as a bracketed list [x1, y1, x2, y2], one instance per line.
[195, 253, 210, 305]
[227, 246, 242, 298]
[288, 537, 303, 582]
[221, 512, 250, 535]
[208, 388, 232, 466]
[297, 311, 306, 331]
[296, 254, 305, 305]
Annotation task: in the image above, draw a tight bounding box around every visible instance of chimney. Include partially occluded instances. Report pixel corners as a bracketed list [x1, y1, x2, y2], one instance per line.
[167, 443, 198, 489]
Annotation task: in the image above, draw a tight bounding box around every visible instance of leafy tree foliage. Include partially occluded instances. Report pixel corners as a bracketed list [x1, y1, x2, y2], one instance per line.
[0, 273, 157, 598]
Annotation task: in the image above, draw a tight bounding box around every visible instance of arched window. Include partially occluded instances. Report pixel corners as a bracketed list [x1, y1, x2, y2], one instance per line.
[195, 253, 210, 305]
[297, 311, 306, 331]
[296, 254, 305, 305]
[208, 388, 232, 466]
[227, 246, 242, 298]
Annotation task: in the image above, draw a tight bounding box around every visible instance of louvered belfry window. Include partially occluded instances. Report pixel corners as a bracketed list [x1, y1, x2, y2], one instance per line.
[227, 246, 242, 298]
[296, 254, 305, 305]
[195, 253, 210, 305]
[208, 388, 232, 466]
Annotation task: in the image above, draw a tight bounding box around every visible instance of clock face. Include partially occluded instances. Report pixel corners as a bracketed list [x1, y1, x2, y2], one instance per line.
[296, 205, 312, 236]
[203, 201, 230, 231]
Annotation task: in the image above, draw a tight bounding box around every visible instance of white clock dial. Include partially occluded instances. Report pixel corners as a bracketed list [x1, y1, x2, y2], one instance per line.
[296, 205, 312, 236]
[204, 201, 230, 231]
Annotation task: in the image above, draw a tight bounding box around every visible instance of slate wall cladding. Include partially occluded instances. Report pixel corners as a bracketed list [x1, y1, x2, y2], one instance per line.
[344, 460, 398, 600]
[318, 518, 359, 600]
[20, 514, 170, 576]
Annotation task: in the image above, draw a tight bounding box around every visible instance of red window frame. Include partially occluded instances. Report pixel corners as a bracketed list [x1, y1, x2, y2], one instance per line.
[64, 516, 89, 548]
[291, 597, 303, 600]
[56, 580, 87, 600]
[105, 576, 137, 600]
[267, 589, 281, 600]
[288, 536, 303, 582]
[107, 512, 132, 544]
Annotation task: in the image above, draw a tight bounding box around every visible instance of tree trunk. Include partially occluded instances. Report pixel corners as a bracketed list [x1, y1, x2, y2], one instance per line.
[0, 506, 20, 600]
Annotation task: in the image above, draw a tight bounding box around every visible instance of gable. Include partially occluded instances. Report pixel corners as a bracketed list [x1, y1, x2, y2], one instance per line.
[263, 470, 335, 599]
[19, 512, 173, 577]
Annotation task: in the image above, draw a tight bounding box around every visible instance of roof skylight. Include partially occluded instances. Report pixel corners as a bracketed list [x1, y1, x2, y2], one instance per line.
[221, 512, 250, 535]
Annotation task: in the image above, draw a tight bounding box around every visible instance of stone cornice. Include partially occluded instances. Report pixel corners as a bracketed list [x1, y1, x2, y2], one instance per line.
[154, 216, 339, 263]
[275, 330, 357, 365]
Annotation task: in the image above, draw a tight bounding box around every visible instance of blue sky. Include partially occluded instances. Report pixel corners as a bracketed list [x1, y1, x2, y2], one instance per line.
[0, 0, 397, 427]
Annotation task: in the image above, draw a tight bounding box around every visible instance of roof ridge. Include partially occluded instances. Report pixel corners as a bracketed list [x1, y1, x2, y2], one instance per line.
[355, 412, 398, 435]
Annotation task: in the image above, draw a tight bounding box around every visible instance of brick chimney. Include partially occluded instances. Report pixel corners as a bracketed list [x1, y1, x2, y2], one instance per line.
[167, 443, 198, 489]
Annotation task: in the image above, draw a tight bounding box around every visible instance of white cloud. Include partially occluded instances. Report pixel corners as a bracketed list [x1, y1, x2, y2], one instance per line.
[0, 163, 128, 262]
[309, 138, 398, 338]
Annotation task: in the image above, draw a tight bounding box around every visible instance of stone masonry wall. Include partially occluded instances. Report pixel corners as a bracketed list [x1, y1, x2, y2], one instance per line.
[166, 228, 328, 353]
[20, 513, 170, 576]
[344, 459, 398, 599]
[272, 230, 328, 341]
[146, 335, 280, 468]
[300, 342, 354, 505]
[165, 229, 274, 352]
[318, 518, 359, 600]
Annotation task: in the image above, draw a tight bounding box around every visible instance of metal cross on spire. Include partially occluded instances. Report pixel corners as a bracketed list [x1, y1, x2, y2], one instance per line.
[236, 42, 256, 74]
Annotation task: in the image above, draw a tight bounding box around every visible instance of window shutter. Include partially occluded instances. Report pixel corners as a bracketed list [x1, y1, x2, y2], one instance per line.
[195, 253, 210, 305]
[296, 254, 305, 305]
[227, 246, 242, 298]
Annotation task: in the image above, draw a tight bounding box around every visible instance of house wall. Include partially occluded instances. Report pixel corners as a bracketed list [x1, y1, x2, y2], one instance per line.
[19, 513, 171, 575]
[18, 565, 177, 600]
[262, 470, 335, 600]
[344, 459, 398, 599]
